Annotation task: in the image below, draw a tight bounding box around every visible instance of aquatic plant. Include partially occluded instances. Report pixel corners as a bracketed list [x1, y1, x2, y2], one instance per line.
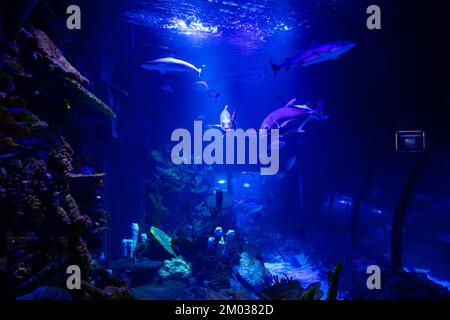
[326, 262, 343, 300]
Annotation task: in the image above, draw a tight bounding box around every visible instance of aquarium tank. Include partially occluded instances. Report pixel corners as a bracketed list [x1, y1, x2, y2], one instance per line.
[0, 0, 449, 305]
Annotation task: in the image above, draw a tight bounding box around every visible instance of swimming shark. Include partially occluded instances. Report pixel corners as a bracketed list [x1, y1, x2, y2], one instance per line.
[195, 81, 221, 102]
[141, 57, 202, 77]
[270, 40, 357, 77]
[261, 98, 328, 134]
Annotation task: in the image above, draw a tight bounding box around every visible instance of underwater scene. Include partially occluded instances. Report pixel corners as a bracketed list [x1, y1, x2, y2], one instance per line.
[0, 0, 450, 303]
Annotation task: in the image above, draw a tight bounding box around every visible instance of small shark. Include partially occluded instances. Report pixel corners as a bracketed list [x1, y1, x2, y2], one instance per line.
[209, 105, 237, 132]
[270, 40, 357, 77]
[195, 81, 221, 102]
[261, 98, 328, 134]
[142, 57, 202, 77]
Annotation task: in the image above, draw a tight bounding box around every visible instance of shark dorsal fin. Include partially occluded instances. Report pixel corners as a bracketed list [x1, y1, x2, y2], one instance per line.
[284, 98, 297, 108]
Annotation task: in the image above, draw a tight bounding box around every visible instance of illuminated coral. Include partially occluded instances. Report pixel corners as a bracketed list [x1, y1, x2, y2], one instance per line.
[158, 256, 192, 281]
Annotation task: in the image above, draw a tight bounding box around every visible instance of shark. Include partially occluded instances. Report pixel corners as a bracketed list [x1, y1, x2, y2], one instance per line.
[141, 57, 202, 77]
[270, 40, 357, 77]
[195, 81, 221, 102]
[261, 98, 328, 134]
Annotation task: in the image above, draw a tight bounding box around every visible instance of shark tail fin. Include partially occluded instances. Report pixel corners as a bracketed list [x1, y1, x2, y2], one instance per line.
[270, 58, 280, 78]
[314, 98, 329, 122]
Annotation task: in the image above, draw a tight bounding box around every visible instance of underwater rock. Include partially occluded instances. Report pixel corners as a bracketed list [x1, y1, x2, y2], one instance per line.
[259, 276, 323, 300]
[132, 280, 187, 300]
[110, 258, 163, 274]
[150, 226, 177, 257]
[82, 281, 132, 300]
[2, 55, 29, 77]
[0, 71, 15, 98]
[27, 28, 89, 84]
[148, 193, 169, 228]
[158, 256, 192, 281]
[301, 282, 324, 300]
[16, 286, 72, 301]
[110, 258, 163, 287]
[234, 252, 272, 291]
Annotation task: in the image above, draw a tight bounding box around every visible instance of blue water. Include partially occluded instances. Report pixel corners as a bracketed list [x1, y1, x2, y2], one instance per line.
[98, 0, 450, 299]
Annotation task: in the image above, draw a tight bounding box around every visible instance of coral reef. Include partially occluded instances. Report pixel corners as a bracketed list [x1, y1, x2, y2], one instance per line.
[158, 256, 192, 281]
[16, 286, 72, 301]
[234, 252, 273, 291]
[0, 13, 127, 300]
[28, 28, 89, 84]
[259, 276, 324, 300]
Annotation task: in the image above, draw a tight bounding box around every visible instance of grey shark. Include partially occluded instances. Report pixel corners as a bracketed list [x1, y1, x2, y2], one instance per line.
[142, 57, 202, 77]
[270, 40, 357, 77]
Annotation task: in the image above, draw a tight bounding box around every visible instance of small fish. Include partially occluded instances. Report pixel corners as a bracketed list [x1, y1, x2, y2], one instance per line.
[209, 105, 237, 132]
[195, 81, 221, 102]
[270, 40, 356, 77]
[141, 57, 202, 77]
